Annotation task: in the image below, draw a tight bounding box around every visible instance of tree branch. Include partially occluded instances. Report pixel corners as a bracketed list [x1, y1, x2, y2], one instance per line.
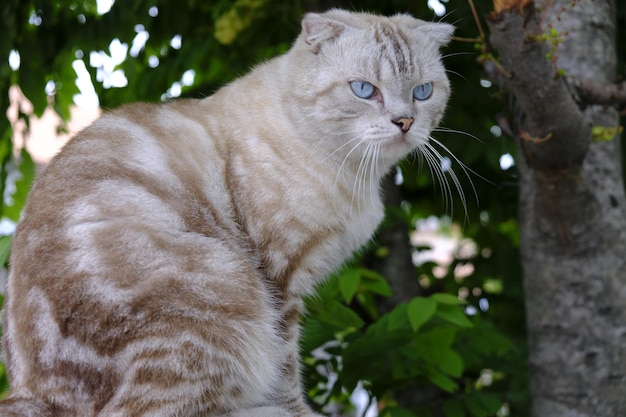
[485, 4, 590, 172]
[569, 78, 626, 106]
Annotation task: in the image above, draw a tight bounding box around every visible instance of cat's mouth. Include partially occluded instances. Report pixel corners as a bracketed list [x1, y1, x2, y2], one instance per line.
[383, 131, 422, 151]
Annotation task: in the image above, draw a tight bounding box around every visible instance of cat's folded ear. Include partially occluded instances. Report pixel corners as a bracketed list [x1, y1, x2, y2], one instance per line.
[391, 14, 455, 47]
[419, 22, 455, 47]
[301, 13, 346, 53]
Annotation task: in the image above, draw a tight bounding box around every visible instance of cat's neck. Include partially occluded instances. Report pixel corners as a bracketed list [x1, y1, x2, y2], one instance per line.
[203, 60, 386, 295]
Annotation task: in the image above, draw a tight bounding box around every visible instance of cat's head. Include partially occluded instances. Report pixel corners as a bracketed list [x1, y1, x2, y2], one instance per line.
[286, 9, 454, 174]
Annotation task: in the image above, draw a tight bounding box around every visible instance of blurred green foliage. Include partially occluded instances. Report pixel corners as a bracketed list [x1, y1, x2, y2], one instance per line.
[0, 0, 624, 416]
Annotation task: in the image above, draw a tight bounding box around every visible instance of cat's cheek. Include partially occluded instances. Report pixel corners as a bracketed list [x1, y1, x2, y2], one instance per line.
[431, 110, 446, 129]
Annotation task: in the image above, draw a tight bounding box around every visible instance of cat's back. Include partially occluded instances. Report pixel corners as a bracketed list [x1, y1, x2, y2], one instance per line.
[18, 99, 234, 237]
[11, 96, 254, 298]
[3, 97, 282, 416]
[16, 64, 284, 246]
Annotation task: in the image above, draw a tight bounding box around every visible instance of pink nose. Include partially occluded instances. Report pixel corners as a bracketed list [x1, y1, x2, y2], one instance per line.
[392, 117, 414, 133]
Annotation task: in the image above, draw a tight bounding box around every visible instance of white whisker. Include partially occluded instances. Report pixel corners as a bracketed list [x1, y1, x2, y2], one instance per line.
[441, 51, 476, 60]
[426, 135, 486, 223]
[440, 11, 469, 28]
[407, 145, 425, 173]
[444, 69, 470, 82]
[421, 142, 455, 215]
[368, 142, 380, 209]
[352, 141, 372, 213]
[428, 135, 487, 189]
[334, 133, 368, 193]
[294, 111, 320, 125]
[323, 133, 366, 163]
[432, 127, 484, 144]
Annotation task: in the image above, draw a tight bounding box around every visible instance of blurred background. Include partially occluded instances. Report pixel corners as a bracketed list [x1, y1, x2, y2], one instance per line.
[1, 1, 624, 417]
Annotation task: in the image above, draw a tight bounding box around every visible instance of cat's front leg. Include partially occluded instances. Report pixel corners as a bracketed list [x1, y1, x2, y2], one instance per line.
[217, 406, 323, 417]
[268, 298, 325, 417]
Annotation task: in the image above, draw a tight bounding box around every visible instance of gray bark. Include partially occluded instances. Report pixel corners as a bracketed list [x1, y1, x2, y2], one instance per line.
[373, 174, 422, 314]
[487, 1, 626, 416]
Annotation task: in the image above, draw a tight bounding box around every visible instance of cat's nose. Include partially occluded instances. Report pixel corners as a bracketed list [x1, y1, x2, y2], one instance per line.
[392, 117, 414, 133]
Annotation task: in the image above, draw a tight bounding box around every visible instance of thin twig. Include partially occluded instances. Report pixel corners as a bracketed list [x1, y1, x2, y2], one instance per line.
[451, 36, 482, 43]
[467, 0, 486, 40]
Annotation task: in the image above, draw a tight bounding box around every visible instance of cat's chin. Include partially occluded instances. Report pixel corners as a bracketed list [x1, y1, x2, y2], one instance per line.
[381, 133, 423, 157]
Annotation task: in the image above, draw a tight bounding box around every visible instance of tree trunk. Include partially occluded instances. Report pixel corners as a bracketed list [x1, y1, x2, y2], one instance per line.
[372, 174, 422, 314]
[486, 1, 626, 416]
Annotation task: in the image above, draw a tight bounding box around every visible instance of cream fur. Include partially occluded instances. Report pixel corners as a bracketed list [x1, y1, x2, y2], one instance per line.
[0, 10, 453, 417]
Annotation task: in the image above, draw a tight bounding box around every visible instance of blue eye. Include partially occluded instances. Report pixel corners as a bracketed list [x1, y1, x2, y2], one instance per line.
[350, 80, 376, 99]
[413, 83, 433, 101]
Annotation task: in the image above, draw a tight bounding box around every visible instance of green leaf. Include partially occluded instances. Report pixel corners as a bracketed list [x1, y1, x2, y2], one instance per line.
[474, 392, 503, 414]
[419, 344, 464, 378]
[498, 218, 520, 246]
[0, 126, 13, 217]
[427, 371, 458, 393]
[0, 235, 12, 266]
[463, 392, 504, 417]
[591, 125, 623, 142]
[387, 303, 411, 332]
[18, 68, 47, 117]
[418, 327, 457, 348]
[359, 268, 392, 296]
[432, 293, 463, 305]
[312, 298, 364, 329]
[339, 268, 360, 303]
[3, 149, 36, 222]
[443, 399, 466, 417]
[483, 278, 503, 294]
[0, 359, 7, 397]
[358, 268, 385, 281]
[436, 304, 473, 328]
[300, 316, 338, 355]
[464, 395, 487, 417]
[214, 0, 266, 45]
[437, 348, 464, 377]
[407, 297, 437, 332]
[380, 406, 418, 417]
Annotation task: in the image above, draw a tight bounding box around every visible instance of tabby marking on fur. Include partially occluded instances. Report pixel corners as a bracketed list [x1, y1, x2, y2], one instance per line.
[0, 9, 453, 417]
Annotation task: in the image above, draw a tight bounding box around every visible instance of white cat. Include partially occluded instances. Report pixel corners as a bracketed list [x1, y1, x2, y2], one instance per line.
[0, 9, 453, 417]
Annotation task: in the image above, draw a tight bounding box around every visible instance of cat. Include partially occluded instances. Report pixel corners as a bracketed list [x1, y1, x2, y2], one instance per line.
[0, 9, 453, 417]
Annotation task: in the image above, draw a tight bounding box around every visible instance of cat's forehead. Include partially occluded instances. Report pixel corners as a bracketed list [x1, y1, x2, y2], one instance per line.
[300, 10, 452, 84]
[339, 24, 444, 83]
